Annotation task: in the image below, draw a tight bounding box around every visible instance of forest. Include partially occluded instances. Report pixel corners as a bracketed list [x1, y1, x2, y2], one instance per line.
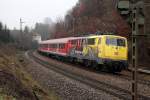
[50, 0, 131, 39]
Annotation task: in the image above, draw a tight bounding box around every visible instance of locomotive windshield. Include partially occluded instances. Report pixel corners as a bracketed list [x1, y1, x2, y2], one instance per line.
[106, 37, 126, 46]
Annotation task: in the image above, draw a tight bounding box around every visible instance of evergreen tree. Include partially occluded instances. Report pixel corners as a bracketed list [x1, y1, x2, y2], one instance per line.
[0, 22, 12, 43]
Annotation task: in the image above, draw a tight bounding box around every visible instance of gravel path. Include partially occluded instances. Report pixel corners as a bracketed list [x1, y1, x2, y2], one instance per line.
[24, 52, 120, 100]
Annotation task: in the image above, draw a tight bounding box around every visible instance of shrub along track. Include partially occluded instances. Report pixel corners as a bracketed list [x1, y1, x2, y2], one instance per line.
[28, 51, 150, 100]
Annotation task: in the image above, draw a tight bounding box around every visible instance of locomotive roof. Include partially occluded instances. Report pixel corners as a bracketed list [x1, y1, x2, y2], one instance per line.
[87, 35, 126, 39]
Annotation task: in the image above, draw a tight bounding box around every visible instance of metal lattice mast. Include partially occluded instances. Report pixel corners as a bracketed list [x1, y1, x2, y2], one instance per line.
[131, 0, 139, 100]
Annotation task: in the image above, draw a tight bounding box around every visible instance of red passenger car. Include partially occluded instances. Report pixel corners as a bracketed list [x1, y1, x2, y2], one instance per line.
[39, 37, 76, 56]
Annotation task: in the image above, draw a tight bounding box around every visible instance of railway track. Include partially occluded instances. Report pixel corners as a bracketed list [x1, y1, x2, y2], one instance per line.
[38, 51, 150, 87]
[27, 51, 150, 100]
[117, 71, 150, 86]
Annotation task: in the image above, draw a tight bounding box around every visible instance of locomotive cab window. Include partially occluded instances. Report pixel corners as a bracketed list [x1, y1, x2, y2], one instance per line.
[88, 38, 95, 45]
[106, 37, 125, 47]
[117, 39, 125, 46]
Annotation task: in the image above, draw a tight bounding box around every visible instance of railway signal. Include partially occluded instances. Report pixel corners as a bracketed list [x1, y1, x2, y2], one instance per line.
[131, 4, 138, 100]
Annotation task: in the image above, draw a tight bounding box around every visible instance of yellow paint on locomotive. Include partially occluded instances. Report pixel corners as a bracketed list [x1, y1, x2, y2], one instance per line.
[83, 35, 128, 62]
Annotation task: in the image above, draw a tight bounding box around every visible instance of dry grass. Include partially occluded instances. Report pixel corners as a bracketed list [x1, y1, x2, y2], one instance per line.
[0, 93, 16, 100]
[0, 44, 59, 100]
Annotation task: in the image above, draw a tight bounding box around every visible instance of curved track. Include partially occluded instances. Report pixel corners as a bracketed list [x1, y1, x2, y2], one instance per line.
[28, 51, 150, 100]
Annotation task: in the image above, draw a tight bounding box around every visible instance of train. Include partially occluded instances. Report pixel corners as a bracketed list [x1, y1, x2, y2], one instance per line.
[38, 34, 128, 72]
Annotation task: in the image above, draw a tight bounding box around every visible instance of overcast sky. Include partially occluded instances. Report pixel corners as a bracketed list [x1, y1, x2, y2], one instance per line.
[0, 0, 78, 29]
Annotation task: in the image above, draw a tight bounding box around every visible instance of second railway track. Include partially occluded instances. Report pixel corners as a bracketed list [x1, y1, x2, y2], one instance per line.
[28, 50, 150, 100]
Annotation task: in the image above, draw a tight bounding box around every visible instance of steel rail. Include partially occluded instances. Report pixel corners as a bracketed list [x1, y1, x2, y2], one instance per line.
[28, 51, 150, 100]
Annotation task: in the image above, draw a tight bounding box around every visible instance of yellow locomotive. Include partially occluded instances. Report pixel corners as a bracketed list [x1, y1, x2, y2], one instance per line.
[81, 35, 128, 72]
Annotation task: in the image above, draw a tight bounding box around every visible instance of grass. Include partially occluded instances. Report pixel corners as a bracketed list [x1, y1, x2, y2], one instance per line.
[0, 93, 16, 100]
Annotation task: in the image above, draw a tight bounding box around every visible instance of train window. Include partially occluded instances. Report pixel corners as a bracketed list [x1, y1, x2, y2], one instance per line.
[78, 39, 82, 46]
[49, 44, 51, 48]
[83, 39, 86, 45]
[59, 44, 65, 49]
[49, 44, 50, 48]
[51, 44, 57, 48]
[106, 38, 117, 46]
[54, 44, 57, 48]
[59, 44, 60, 48]
[106, 38, 125, 46]
[43, 44, 48, 48]
[88, 38, 95, 45]
[51, 44, 53, 48]
[62, 44, 65, 48]
[71, 40, 77, 45]
[81, 39, 84, 46]
[117, 39, 125, 46]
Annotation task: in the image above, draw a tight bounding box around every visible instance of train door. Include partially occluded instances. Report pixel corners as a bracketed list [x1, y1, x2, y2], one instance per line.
[78, 39, 84, 55]
[98, 37, 103, 58]
[86, 38, 96, 58]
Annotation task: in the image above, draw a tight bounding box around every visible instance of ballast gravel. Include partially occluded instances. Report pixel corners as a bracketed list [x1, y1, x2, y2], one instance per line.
[33, 52, 150, 98]
[25, 52, 120, 100]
